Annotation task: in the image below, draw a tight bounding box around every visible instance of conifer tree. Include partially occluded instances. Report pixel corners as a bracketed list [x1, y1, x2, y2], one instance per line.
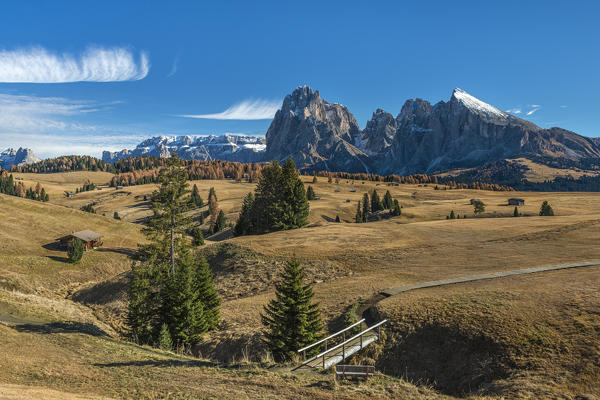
[371, 189, 382, 212]
[449, 210, 456, 219]
[383, 190, 393, 209]
[208, 187, 217, 202]
[539, 201, 554, 216]
[306, 185, 316, 201]
[261, 257, 323, 362]
[312, 171, 318, 184]
[513, 206, 519, 217]
[128, 262, 158, 344]
[68, 237, 84, 263]
[335, 215, 341, 223]
[114, 211, 121, 220]
[278, 158, 309, 229]
[190, 184, 203, 208]
[192, 226, 204, 246]
[234, 192, 255, 236]
[390, 199, 401, 216]
[140, 155, 191, 274]
[195, 256, 220, 330]
[158, 323, 173, 351]
[213, 210, 226, 233]
[473, 200, 485, 216]
[355, 201, 362, 223]
[362, 193, 370, 222]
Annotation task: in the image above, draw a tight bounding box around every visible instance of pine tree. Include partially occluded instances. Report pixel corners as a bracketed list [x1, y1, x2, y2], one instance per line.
[312, 171, 318, 184]
[513, 207, 519, 217]
[449, 210, 456, 219]
[335, 215, 341, 223]
[190, 184, 203, 208]
[234, 192, 255, 236]
[261, 257, 323, 362]
[127, 262, 159, 344]
[158, 323, 173, 351]
[114, 211, 121, 220]
[539, 201, 554, 216]
[278, 158, 309, 230]
[192, 226, 204, 246]
[362, 193, 370, 222]
[306, 185, 316, 201]
[383, 190, 393, 209]
[355, 201, 362, 223]
[68, 237, 84, 263]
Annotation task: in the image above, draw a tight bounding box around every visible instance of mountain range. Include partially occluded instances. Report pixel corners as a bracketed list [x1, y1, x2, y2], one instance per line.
[101, 86, 600, 175]
[0, 148, 40, 170]
[4, 86, 599, 175]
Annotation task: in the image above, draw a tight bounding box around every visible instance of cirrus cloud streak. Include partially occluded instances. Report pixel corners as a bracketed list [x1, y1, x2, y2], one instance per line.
[0, 46, 149, 83]
[180, 99, 281, 120]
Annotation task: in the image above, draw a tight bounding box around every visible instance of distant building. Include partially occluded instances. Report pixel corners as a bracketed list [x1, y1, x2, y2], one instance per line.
[116, 185, 124, 190]
[65, 192, 76, 198]
[56, 230, 104, 250]
[508, 198, 525, 206]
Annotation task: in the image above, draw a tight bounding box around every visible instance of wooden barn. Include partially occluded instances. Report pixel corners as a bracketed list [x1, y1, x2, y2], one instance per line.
[57, 230, 104, 250]
[508, 198, 525, 206]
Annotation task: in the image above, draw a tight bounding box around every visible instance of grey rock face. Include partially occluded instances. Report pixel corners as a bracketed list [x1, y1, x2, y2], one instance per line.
[0, 147, 40, 170]
[264, 86, 371, 172]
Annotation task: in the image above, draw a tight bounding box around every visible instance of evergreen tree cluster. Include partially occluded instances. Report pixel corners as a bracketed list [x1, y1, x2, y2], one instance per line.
[80, 203, 96, 213]
[128, 155, 220, 350]
[261, 257, 323, 362]
[355, 189, 400, 222]
[234, 158, 309, 235]
[76, 179, 96, 193]
[0, 171, 49, 202]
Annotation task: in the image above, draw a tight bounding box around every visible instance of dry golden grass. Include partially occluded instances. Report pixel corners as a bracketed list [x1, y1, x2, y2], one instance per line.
[2, 171, 600, 398]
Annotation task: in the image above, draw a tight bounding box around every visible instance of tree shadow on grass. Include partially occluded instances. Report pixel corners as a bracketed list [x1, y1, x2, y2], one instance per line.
[321, 214, 336, 222]
[42, 242, 65, 251]
[13, 321, 108, 337]
[46, 255, 71, 263]
[96, 247, 137, 257]
[93, 359, 214, 368]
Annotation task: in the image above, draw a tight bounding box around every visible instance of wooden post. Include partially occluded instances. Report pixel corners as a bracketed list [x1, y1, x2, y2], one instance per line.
[360, 333, 363, 348]
[303, 349, 306, 361]
[342, 342, 345, 360]
[322, 354, 325, 369]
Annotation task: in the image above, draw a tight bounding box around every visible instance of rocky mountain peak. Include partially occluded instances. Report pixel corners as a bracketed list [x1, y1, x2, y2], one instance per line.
[449, 88, 507, 120]
[0, 147, 40, 170]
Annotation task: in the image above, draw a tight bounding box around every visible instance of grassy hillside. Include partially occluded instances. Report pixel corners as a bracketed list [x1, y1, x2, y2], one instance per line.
[2, 172, 600, 398]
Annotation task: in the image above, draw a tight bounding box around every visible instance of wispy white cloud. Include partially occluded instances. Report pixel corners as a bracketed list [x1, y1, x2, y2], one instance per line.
[560, 105, 568, 109]
[506, 108, 522, 114]
[526, 105, 542, 116]
[166, 56, 179, 78]
[180, 99, 281, 120]
[0, 46, 149, 83]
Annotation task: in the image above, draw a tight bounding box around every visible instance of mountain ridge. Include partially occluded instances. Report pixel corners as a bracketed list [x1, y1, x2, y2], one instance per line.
[95, 86, 600, 175]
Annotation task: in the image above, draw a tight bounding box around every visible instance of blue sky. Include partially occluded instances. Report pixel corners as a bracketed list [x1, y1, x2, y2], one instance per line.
[0, 1, 599, 158]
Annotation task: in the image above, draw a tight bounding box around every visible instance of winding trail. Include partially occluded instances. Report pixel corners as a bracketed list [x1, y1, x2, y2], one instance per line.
[381, 261, 600, 297]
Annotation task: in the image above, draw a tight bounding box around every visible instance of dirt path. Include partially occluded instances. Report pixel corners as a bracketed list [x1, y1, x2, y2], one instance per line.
[381, 260, 600, 296]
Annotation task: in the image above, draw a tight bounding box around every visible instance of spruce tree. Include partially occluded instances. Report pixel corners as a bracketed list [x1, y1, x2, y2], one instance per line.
[383, 190, 393, 209]
[128, 262, 159, 344]
[68, 237, 84, 263]
[158, 323, 173, 351]
[234, 192, 255, 236]
[190, 184, 203, 208]
[513, 206, 519, 217]
[192, 226, 204, 246]
[449, 210, 456, 219]
[539, 201, 554, 216]
[371, 189, 382, 212]
[355, 201, 362, 223]
[390, 199, 401, 216]
[114, 211, 121, 220]
[362, 193, 370, 222]
[261, 257, 323, 362]
[195, 256, 220, 330]
[214, 210, 226, 233]
[335, 215, 341, 223]
[160, 253, 209, 347]
[306, 185, 316, 201]
[278, 158, 309, 229]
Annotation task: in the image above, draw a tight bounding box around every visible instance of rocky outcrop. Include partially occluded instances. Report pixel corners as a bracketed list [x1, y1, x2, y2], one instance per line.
[0, 148, 40, 170]
[263, 86, 371, 172]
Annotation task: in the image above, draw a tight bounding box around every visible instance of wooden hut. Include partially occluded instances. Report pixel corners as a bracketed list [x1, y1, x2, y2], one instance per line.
[57, 230, 103, 250]
[508, 198, 525, 206]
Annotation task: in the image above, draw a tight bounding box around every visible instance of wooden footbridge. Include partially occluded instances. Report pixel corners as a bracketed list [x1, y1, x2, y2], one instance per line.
[293, 319, 387, 370]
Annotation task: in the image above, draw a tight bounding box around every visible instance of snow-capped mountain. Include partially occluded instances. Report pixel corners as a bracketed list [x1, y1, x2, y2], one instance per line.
[0, 148, 40, 170]
[102, 134, 266, 163]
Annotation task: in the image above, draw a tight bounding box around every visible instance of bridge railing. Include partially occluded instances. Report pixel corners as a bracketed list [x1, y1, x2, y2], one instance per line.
[297, 318, 365, 361]
[297, 319, 387, 369]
